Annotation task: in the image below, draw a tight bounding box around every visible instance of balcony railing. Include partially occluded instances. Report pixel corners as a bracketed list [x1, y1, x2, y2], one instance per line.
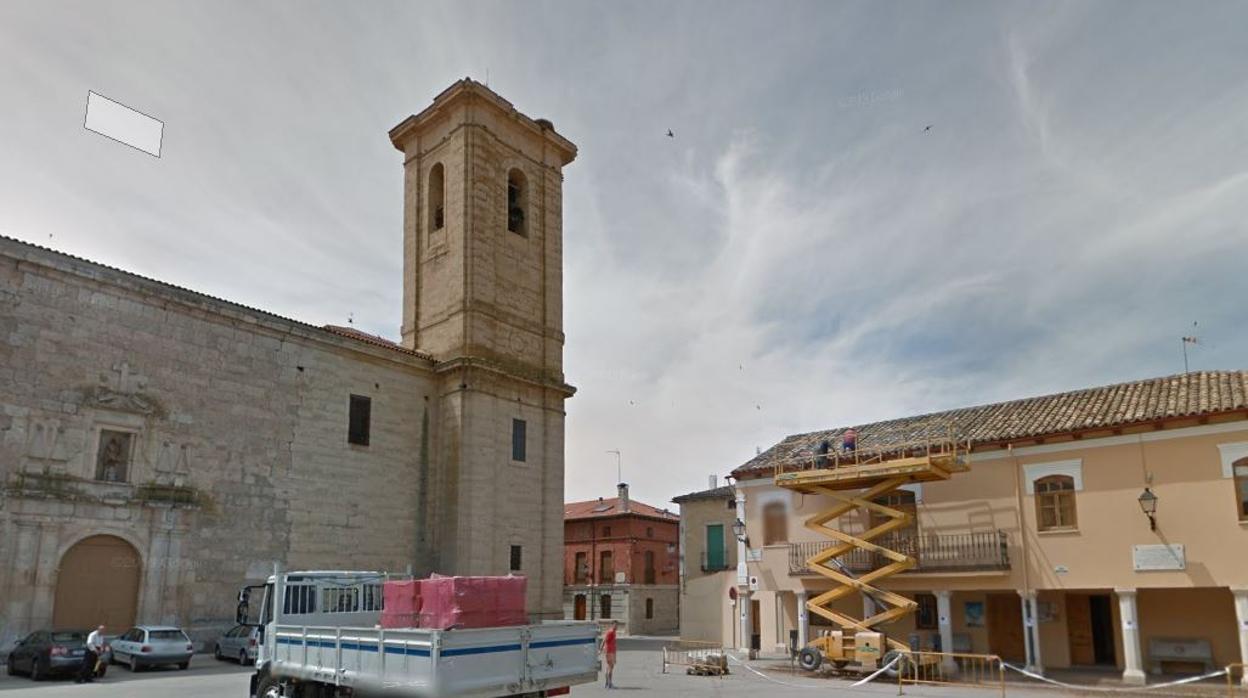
[788, 531, 1010, 575]
[700, 550, 734, 572]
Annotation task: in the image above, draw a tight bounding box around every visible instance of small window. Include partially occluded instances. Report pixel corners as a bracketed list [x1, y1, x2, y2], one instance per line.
[644, 550, 656, 584]
[600, 594, 612, 619]
[510, 545, 522, 572]
[1035, 475, 1077, 531]
[512, 418, 526, 462]
[645, 598, 654, 619]
[599, 550, 613, 583]
[915, 593, 937, 630]
[646, 527, 654, 538]
[1234, 458, 1248, 522]
[602, 526, 611, 537]
[95, 430, 133, 482]
[428, 162, 445, 232]
[762, 501, 788, 545]
[574, 552, 588, 583]
[507, 168, 527, 235]
[348, 395, 371, 446]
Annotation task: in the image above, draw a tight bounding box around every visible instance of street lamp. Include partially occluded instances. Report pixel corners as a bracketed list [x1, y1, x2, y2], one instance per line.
[1137, 487, 1158, 531]
[732, 518, 747, 543]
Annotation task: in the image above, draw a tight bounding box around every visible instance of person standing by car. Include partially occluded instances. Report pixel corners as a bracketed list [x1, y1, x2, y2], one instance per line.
[77, 625, 105, 683]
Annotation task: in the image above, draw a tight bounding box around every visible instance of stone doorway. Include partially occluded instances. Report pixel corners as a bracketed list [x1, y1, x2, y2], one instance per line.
[53, 535, 141, 634]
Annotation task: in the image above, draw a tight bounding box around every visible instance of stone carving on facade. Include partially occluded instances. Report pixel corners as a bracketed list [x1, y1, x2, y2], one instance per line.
[95, 430, 133, 482]
[83, 360, 163, 417]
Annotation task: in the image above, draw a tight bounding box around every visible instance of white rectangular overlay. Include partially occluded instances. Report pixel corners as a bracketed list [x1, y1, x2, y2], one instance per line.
[84, 91, 163, 157]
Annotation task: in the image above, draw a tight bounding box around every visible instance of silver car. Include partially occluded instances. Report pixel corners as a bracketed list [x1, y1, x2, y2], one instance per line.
[213, 624, 258, 665]
[109, 625, 194, 671]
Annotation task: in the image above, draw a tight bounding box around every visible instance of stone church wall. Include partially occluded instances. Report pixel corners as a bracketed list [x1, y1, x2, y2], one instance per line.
[0, 239, 436, 649]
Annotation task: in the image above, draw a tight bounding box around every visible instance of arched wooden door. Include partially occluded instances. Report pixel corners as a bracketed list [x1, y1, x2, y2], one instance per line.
[573, 594, 587, 620]
[53, 535, 141, 633]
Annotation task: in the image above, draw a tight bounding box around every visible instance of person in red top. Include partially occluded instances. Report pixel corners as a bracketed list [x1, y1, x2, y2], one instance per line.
[601, 621, 618, 688]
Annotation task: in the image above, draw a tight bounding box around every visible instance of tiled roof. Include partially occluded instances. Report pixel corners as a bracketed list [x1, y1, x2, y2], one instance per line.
[732, 371, 1248, 478]
[322, 325, 423, 356]
[564, 497, 679, 522]
[0, 234, 433, 362]
[671, 485, 735, 504]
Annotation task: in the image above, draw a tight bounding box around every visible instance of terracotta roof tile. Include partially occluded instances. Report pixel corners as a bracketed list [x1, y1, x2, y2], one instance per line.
[732, 371, 1248, 478]
[564, 497, 679, 521]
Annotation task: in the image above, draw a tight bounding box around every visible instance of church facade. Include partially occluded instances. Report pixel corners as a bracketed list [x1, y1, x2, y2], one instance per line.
[0, 79, 576, 650]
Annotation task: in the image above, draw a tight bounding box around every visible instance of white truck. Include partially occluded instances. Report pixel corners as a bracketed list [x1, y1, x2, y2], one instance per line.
[236, 570, 599, 698]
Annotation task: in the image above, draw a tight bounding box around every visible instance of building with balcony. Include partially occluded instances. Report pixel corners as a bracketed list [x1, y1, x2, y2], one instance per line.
[671, 479, 737, 644]
[708, 371, 1248, 685]
[562, 483, 680, 635]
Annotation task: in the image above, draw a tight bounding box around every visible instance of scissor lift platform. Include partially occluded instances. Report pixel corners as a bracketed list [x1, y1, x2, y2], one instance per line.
[774, 430, 971, 670]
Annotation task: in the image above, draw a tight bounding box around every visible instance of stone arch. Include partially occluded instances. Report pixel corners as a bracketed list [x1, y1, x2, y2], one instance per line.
[52, 534, 142, 633]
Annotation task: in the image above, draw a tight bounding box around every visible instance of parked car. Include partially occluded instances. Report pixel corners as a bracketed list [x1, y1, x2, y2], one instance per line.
[5, 629, 111, 681]
[109, 625, 193, 671]
[213, 624, 258, 665]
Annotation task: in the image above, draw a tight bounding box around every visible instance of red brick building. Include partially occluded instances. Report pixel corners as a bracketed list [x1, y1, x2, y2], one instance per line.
[563, 483, 679, 634]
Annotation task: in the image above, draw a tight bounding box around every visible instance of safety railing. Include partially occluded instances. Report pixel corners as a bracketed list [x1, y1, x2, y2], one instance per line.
[789, 531, 1010, 575]
[661, 640, 729, 675]
[895, 651, 1004, 697]
[774, 424, 971, 479]
[700, 550, 733, 572]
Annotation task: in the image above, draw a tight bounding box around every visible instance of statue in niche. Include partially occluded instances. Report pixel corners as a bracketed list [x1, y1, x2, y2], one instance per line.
[95, 431, 133, 483]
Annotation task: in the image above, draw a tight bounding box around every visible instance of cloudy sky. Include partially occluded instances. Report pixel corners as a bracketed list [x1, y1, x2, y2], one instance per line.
[2, 1, 1245, 507]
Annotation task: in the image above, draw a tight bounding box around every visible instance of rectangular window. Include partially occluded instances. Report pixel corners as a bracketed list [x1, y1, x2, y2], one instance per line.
[705, 524, 725, 570]
[645, 598, 654, 619]
[644, 550, 656, 584]
[1235, 463, 1248, 521]
[599, 550, 613, 583]
[510, 545, 522, 572]
[348, 395, 371, 446]
[511, 418, 526, 462]
[1035, 475, 1077, 531]
[574, 552, 588, 583]
[915, 593, 937, 630]
[600, 594, 612, 619]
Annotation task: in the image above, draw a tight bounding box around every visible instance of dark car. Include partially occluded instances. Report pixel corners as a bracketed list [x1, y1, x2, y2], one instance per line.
[5, 629, 110, 681]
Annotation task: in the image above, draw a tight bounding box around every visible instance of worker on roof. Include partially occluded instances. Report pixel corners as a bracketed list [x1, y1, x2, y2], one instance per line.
[842, 428, 857, 453]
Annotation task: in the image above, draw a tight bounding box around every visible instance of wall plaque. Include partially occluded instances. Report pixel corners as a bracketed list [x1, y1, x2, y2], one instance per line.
[1132, 544, 1185, 571]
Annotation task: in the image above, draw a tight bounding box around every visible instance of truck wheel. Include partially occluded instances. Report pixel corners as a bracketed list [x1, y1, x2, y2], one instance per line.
[797, 647, 823, 672]
[256, 675, 284, 698]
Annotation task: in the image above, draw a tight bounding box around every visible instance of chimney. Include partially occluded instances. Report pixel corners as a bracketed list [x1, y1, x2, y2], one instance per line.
[617, 482, 630, 513]
[708, 474, 718, 489]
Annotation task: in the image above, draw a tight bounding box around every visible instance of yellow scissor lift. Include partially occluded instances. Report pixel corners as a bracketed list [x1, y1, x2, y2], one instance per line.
[774, 428, 971, 674]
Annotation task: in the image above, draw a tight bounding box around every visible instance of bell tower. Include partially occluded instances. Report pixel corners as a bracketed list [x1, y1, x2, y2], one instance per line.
[389, 79, 577, 620]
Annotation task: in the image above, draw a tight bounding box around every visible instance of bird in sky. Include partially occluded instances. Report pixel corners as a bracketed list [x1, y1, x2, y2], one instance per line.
[666, 129, 674, 138]
[923, 125, 933, 133]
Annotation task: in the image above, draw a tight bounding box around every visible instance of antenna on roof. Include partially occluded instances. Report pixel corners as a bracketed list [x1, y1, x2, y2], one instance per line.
[348, 312, 355, 326]
[1181, 322, 1199, 373]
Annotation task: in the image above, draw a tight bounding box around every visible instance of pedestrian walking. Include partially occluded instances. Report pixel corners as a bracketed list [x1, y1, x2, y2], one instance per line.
[602, 621, 618, 688]
[77, 624, 105, 683]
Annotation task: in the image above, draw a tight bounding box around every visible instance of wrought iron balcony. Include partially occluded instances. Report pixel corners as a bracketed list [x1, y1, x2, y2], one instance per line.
[700, 551, 734, 572]
[788, 531, 1010, 575]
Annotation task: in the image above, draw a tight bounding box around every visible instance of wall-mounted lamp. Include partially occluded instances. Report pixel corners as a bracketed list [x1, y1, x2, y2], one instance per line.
[732, 518, 747, 543]
[1137, 487, 1158, 531]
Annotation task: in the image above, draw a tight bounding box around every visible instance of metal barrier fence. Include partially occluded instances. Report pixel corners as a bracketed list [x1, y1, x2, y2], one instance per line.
[895, 651, 1004, 697]
[661, 640, 729, 675]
